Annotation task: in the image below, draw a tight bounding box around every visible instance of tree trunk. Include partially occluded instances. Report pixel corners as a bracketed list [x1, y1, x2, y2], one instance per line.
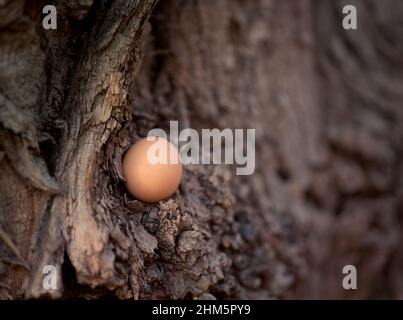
[1, 0, 403, 299]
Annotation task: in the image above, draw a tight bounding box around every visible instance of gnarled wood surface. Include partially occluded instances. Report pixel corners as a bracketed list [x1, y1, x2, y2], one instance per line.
[0, 0, 402, 299]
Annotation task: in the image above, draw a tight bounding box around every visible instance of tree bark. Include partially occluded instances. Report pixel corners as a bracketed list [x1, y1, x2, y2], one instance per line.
[0, 0, 403, 299]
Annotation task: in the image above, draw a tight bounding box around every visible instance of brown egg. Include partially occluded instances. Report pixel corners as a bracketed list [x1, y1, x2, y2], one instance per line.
[123, 137, 183, 203]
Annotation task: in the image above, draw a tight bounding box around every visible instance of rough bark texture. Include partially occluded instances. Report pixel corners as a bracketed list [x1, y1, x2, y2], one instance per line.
[0, 0, 403, 299]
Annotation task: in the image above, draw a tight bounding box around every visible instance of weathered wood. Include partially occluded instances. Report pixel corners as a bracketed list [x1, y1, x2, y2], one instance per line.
[1, 0, 403, 299]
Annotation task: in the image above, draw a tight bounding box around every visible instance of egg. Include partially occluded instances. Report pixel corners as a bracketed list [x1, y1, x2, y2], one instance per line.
[123, 137, 183, 203]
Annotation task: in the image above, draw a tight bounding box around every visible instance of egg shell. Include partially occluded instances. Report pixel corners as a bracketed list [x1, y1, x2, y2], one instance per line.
[123, 137, 183, 203]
